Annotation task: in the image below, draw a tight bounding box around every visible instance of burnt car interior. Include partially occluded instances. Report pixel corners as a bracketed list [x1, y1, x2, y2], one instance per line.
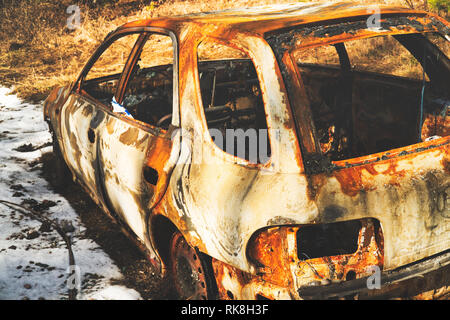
[197, 42, 271, 163]
[83, 65, 174, 129]
[80, 33, 175, 129]
[294, 33, 449, 161]
[198, 59, 271, 163]
[82, 74, 120, 106]
[122, 63, 174, 128]
[198, 60, 267, 131]
[80, 30, 448, 164]
[83, 74, 120, 105]
[121, 33, 175, 129]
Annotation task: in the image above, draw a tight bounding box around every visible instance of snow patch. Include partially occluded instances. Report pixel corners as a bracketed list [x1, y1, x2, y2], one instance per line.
[0, 87, 141, 300]
[87, 285, 143, 300]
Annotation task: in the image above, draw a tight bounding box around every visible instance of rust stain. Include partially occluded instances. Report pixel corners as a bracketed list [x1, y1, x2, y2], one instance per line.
[247, 227, 291, 287]
[106, 117, 115, 135]
[294, 219, 384, 286]
[333, 166, 364, 197]
[81, 104, 93, 117]
[119, 127, 139, 145]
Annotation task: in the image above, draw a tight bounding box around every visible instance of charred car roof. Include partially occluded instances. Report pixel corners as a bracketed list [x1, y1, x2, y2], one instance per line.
[116, 2, 446, 36]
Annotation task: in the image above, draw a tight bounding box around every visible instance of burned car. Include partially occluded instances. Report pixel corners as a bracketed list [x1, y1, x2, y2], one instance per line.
[44, 2, 450, 299]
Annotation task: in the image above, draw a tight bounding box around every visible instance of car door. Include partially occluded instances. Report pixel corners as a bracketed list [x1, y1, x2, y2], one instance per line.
[93, 30, 179, 243]
[60, 32, 143, 201]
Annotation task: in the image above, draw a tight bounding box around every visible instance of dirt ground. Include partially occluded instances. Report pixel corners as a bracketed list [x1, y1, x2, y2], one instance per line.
[37, 150, 449, 300]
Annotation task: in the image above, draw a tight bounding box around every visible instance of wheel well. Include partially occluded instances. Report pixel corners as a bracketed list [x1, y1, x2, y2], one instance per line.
[150, 215, 178, 266]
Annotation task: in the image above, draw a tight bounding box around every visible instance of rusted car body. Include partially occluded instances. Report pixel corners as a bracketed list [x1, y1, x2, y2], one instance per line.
[44, 2, 449, 299]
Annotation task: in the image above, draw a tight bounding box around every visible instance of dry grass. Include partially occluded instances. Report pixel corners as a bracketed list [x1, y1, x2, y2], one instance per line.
[345, 36, 425, 79]
[296, 36, 427, 79]
[0, 0, 446, 102]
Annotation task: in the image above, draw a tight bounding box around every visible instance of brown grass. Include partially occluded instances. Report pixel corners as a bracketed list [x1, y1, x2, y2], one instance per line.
[345, 36, 425, 79]
[295, 36, 428, 79]
[0, 0, 445, 102]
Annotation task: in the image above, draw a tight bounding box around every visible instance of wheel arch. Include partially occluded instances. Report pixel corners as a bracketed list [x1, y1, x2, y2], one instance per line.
[148, 214, 179, 269]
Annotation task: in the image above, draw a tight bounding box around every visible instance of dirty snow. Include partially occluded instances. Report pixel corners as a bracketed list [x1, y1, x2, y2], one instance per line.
[0, 87, 142, 300]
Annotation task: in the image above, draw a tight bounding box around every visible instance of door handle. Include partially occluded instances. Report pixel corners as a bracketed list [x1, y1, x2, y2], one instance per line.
[88, 128, 95, 143]
[144, 166, 159, 186]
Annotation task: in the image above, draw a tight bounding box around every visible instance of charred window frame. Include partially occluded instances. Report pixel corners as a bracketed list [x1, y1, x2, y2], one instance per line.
[119, 33, 177, 130]
[195, 37, 272, 165]
[74, 30, 144, 105]
[265, 16, 450, 174]
[394, 32, 450, 87]
[73, 27, 180, 129]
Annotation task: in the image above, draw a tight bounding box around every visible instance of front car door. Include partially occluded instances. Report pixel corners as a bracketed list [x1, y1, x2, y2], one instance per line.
[60, 32, 142, 205]
[95, 30, 179, 243]
[60, 28, 180, 265]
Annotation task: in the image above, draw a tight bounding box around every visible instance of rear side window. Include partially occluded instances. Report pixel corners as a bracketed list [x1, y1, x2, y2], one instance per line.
[197, 40, 270, 164]
[425, 33, 450, 57]
[278, 30, 449, 163]
[295, 45, 341, 68]
[345, 35, 425, 80]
